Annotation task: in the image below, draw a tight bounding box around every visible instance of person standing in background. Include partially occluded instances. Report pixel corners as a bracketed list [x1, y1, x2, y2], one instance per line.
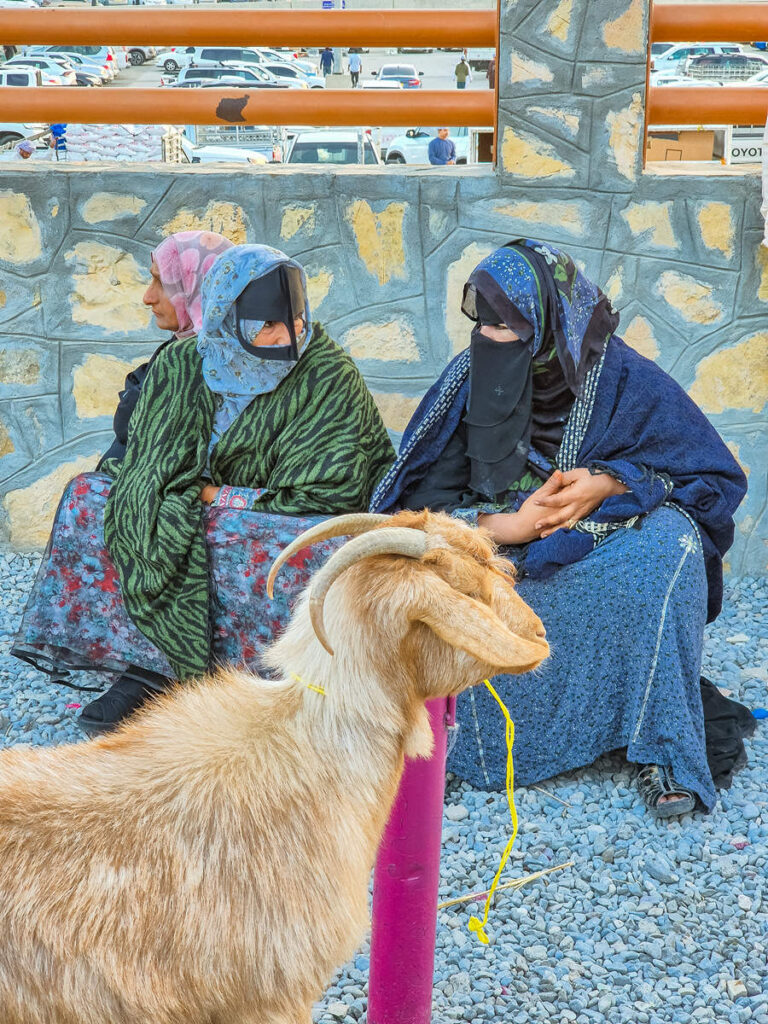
[428, 127, 456, 166]
[348, 50, 362, 88]
[454, 56, 472, 89]
[319, 47, 334, 76]
[486, 57, 496, 90]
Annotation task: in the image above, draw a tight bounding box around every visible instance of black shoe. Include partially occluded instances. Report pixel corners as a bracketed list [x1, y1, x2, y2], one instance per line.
[79, 677, 157, 735]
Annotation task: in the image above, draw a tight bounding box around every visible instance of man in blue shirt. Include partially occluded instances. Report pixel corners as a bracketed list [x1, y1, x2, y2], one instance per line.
[428, 128, 456, 166]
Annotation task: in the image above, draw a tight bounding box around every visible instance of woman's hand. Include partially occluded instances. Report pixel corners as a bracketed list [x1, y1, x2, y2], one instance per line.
[533, 468, 628, 538]
[199, 485, 221, 504]
[478, 471, 567, 545]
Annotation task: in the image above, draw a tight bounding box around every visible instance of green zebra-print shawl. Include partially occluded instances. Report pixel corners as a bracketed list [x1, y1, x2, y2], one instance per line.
[103, 324, 394, 679]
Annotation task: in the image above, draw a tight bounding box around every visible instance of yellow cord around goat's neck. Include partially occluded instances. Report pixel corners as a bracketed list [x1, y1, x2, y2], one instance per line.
[468, 678, 519, 945]
[291, 672, 326, 696]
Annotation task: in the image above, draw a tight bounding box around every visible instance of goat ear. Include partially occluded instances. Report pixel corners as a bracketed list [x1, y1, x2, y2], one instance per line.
[412, 583, 545, 673]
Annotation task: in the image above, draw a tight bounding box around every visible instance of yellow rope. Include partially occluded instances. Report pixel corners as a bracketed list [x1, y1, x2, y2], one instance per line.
[291, 672, 327, 696]
[468, 678, 518, 945]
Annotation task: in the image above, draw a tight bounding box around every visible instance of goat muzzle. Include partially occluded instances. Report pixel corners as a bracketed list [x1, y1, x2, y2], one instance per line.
[266, 513, 392, 599]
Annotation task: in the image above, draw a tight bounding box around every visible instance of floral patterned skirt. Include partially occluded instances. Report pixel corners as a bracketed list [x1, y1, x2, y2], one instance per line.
[12, 473, 341, 687]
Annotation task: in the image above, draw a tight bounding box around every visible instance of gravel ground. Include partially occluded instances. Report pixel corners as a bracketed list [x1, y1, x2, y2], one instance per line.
[1, 552, 766, 1024]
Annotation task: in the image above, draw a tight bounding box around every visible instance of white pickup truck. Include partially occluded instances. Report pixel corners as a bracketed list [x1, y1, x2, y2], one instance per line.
[384, 127, 470, 165]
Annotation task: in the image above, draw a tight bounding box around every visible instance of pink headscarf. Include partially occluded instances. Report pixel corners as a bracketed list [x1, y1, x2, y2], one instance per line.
[152, 231, 235, 339]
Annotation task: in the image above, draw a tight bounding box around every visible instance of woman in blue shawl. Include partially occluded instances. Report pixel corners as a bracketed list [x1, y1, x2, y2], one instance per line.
[370, 239, 748, 817]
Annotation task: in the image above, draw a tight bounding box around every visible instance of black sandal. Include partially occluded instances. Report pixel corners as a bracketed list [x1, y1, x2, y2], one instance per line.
[79, 678, 158, 736]
[636, 764, 697, 819]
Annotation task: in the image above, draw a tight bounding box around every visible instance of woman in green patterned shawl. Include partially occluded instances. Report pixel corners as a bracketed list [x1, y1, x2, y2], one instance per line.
[78, 244, 394, 731]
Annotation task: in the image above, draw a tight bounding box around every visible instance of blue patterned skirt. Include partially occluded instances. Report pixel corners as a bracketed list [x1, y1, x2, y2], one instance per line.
[12, 473, 340, 685]
[447, 505, 716, 810]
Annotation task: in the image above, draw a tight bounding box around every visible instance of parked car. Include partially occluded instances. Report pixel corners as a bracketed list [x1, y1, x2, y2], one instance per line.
[0, 67, 43, 87]
[370, 64, 423, 89]
[2, 62, 63, 86]
[160, 45, 266, 73]
[0, 0, 38, 8]
[651, 42, 744, 73]
[29, 44, 124, 74]
[361, 80, 404, 90]
[258, 60, 325, 88]
[126, 46, 156, 66]
[161, 64, 301, 88]
[5, 56, 77, 85]
[27, 48, 114, 81]
[384, 126, 469, 164]
[687, 52, 768, 80]
[284, 130, 381, 165]
[0, 120, 48, 147]
[180, 138, 269, 164]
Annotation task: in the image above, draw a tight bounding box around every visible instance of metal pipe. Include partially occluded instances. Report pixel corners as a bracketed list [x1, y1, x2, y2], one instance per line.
[0, 8, 496, 47]
[651, 2, 768, 43]
[648, 86, 768, 126]
[0, 86, 495, 126]
[369, 698, 449, 1024]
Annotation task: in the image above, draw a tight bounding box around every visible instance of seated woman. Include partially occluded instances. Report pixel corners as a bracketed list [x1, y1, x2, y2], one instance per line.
[13, 244, 394, 733]
[370, 239, 748, 818]
[98, 229, 235, 467]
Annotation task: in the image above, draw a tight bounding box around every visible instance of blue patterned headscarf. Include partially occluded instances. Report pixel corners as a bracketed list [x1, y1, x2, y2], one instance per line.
[460, 238, 619, 498]
[197, 244, 312, 398]
[462, 238, 618, 391]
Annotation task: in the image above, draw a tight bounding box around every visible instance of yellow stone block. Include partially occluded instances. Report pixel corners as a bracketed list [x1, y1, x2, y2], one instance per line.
[67, 241, 151, 333]
[73, 353, 138, 419]
[343, 319, 419, 362]
[501, 127, 575, 179]
[280, 205, 316, 240]
[606, 93, 643, 183]
[622, 315, 659, 361]
[602, 0, 644, 54]
[162, 202, 248, 245]
[528, 106, 581, 136]
[757, 244, 768, 301]
[726, 441, 750, 478]
[495, 199, 584, 234]
[689, 332, 768, 414]
[4, 455, 99, 550]
[546, 0, 573, 42]
[81, 193, 147, 225]
[306, 269, 333, 311]
[371, 392, 421, 433]
[510, 52, 554, 85]
[697, 203, 734, 259]
[346, 200, 407, 286]
[0, 192, 42, 265]
[0, 290, 6, 309]
[621, 201, 678, 249]
[604, 268, 623, 305]
[656, 271, 723, 324]
[0, 419, 14, 458]
[445, 242, 496, 355]
[0, 347, 40, 386]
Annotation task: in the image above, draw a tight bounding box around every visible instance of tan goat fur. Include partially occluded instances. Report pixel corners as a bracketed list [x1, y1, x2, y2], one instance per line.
[0, 510, 548, 1024]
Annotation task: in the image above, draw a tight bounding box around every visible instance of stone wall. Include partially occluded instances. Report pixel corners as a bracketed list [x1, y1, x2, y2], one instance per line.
[0, 0, 766, 572]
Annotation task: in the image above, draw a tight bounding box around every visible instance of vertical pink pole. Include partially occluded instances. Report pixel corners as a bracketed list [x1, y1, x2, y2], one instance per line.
[368, 696, 456, 1024]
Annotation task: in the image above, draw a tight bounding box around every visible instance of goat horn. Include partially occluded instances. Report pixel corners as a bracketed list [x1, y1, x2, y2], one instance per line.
[266, 513, 393, 598]
[308, 527, 430, 655]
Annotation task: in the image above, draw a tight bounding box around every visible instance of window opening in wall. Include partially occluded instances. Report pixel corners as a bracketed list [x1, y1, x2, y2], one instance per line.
[646, 5, 768, 171]
[0, 2, 499, 169]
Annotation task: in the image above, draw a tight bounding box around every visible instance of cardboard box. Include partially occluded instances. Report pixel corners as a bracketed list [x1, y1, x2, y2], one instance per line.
[646, 130, 715, 162]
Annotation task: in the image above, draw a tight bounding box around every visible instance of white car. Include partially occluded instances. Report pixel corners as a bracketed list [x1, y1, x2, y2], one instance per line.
[0, 0, 38, 8]
[0, 67, 43, 87]
[361, 80, 404, 90]
[180, 139, 269, 164]
[0, 121, 48, 147]
[5, 56, 77, 86]
[651, 42, 744, 74]
[29, 44, 123, 75]
[254, 47, 318, 76]
[385, 127, 469, 164]
[258, 60, 325, 89]
[27, 48, 114, 81]
[161, 64, 303, 89]
[284, 130, 381, 165]
[161, 45, 267, 73]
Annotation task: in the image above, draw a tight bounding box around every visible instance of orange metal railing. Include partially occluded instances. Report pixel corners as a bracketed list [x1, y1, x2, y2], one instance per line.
[0, 8, 497, 126]
[648, 1, 768, 126]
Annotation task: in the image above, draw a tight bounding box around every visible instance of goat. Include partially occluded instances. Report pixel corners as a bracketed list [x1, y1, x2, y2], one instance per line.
[0, 509, 548, 1024]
